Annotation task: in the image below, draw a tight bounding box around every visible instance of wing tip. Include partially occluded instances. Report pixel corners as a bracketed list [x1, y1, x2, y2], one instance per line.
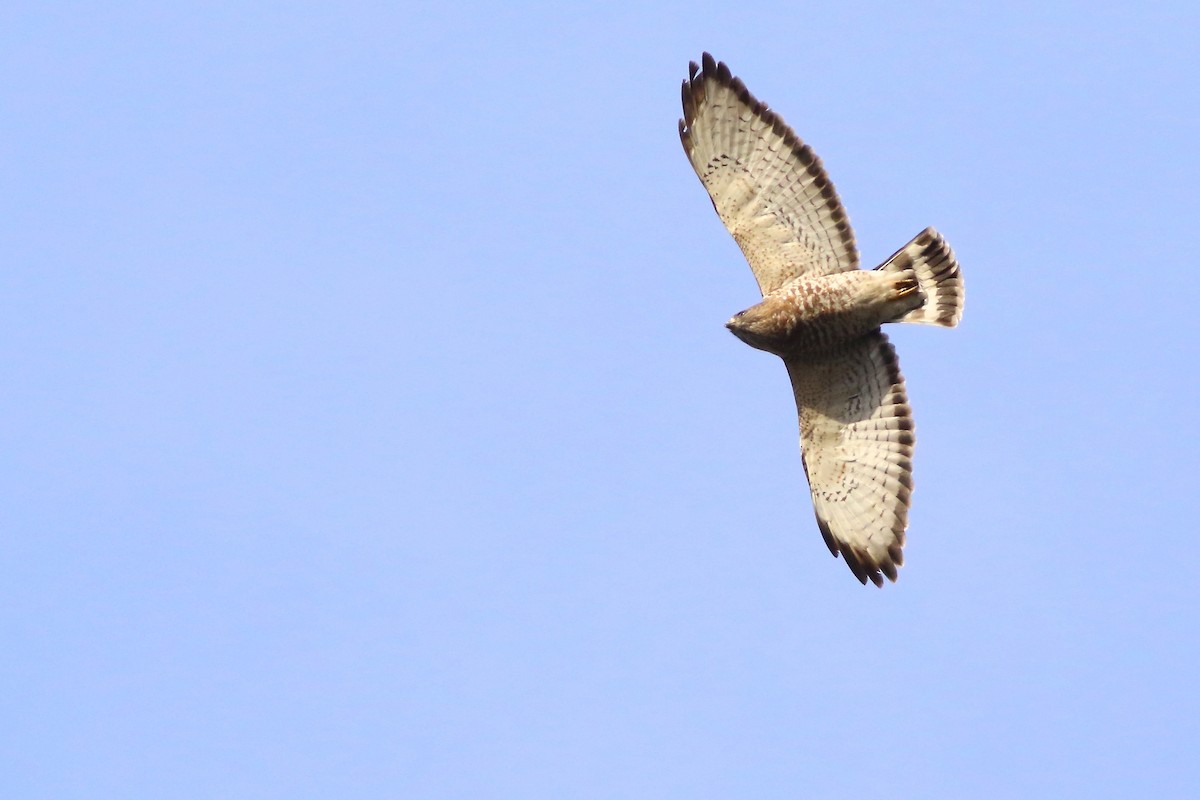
[816, 513, 904, 588]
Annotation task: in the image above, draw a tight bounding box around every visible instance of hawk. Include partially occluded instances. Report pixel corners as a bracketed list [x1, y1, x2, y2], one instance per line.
[679, 54, 964, 586]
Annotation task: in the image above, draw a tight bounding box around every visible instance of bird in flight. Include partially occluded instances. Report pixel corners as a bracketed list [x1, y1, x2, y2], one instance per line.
[679, 53, 964, 586]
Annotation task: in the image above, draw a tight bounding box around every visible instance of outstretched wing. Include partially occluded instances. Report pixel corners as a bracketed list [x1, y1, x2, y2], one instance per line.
[785, 332, 914, 586]
[679, 53, 859, 296]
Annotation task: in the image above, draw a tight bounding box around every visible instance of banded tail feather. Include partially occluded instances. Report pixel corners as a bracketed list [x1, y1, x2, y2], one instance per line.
[876, 227, 964, 327]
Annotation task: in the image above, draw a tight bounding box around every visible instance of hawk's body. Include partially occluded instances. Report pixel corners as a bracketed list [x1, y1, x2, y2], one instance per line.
[679, 54, 963, 586]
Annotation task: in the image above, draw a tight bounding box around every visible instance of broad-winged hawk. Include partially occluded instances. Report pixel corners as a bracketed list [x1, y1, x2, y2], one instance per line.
[679, 54, 964, 586]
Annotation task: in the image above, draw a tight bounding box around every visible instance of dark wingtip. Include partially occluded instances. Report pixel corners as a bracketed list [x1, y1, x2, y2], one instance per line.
[817, 514, 901, 587]
[816, 515, 839, 556]
[839, 546, 870, 585]
[880, 560, 898, 582]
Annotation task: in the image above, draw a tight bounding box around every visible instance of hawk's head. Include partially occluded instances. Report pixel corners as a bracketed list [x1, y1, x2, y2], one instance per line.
[725, 300, 793, 357]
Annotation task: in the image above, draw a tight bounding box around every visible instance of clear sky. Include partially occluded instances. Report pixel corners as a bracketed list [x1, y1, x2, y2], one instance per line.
[3, 2, 1198, 797]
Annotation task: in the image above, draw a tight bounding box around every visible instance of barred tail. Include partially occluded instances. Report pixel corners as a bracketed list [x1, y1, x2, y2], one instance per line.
[876, 227, 964, 327]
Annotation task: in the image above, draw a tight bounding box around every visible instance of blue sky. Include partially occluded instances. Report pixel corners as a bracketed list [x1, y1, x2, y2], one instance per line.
[3, 2, 1198, 797]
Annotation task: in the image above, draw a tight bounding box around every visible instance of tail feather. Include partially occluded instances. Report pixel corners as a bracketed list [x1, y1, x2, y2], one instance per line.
[876, 227, 964, 327]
